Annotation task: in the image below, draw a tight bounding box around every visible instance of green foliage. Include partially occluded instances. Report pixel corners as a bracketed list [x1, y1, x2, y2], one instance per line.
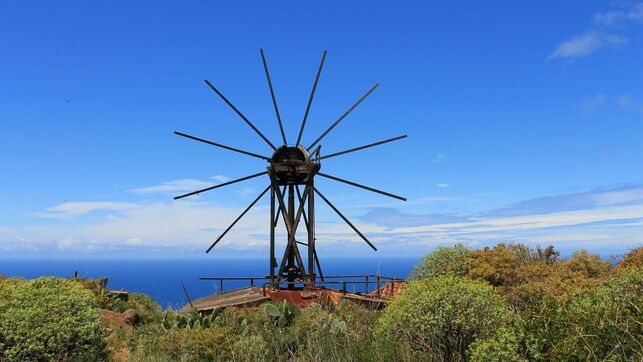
[132, 324, 238, 361]
[232, 335, 270, 361]
[565, 249, 612, 278]
[376, 275, 515, 361]
[468, 326, 526, 362]
[615, 247, 643, 272]
[4, 244, 636, 362]
[263, 301, 298, 327]
[0, 277, 107, 361]
[123, 292, 162, 324]
[411, 243, 474, 279]
[523, 268, 643, 360]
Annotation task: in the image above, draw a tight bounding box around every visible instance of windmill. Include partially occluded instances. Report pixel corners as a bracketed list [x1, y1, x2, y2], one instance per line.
[174, 49, 406, 291]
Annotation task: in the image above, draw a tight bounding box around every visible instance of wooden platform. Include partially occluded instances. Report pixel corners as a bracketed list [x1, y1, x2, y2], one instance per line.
[183, 284, 399, 313]
[183, 287, 270, 313]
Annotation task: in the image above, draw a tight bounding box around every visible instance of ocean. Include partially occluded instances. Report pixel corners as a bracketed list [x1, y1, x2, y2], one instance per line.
[0, 257, 420, 309]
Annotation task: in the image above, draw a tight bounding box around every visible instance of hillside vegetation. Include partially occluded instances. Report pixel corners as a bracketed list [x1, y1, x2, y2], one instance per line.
[0, 244, 641, 361]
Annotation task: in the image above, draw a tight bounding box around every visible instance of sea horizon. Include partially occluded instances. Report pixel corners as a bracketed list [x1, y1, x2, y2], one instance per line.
[0, 257, 420, 308]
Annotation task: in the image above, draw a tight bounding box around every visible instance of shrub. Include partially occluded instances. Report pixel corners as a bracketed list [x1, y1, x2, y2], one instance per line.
[615, 247, 643, 272]
[468, 243, 528, 287]
[232, 335, 270, 361]
[376, 275, 516, 361]
[523, 268, 643, 360]
[132, 324, 238, 361]
[0, 277, 107, 361]
[411, 244, 474, 279]
[566, 268, 643, 360]
[123, 292, 162, 324]
[564, 249, 612, 278]
[468, 326, 526, 362]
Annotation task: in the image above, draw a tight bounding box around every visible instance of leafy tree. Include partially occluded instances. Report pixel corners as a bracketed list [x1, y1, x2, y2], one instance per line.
[566, 268, 643, 360]
[0, 277, 107, 361]
[615, 247, 643, 272]
[411, 244, 474, 280]
[534, 245, 559, 264]
[468, 243, 528, 287]
[564, 249, 612, 278]
[376, 275, 518, 361]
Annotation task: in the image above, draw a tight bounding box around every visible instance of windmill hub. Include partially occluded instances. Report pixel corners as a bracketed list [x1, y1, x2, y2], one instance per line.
[269, 145, 320, 185]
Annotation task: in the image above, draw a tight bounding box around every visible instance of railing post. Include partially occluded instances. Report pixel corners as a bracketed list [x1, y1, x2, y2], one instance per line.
[376, 275, 381, 298]
[220, 279, 223, 293]
[342, 281, 346, 293]
[365, 275, 369, 294]
[250, 278, 254, 286]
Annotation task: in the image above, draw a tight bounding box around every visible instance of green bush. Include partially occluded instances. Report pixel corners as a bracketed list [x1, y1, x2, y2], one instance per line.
[0, 277, 107, 361]
[376, 275, 517, 361]
[411, 244, 473, 280]
[468, 326, 526, 362]
[566, 268, 642, 360]
[124, 292, 162, 324]
[523, 268, 643, 360]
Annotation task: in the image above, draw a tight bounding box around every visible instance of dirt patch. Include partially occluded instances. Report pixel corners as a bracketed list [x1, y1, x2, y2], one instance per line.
[99, 309, 138, 361]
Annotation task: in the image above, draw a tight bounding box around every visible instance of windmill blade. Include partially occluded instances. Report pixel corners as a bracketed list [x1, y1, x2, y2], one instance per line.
[320, 135, 407, 160]
[181, 281, 194, 308]
[260, 49, 287, 145]
[296, 50, 327, 146]
[174, 131, 270, 161]
[308, 83, 379, 150]
[314, 187, 377, 251]
[318, 173, 407, 201]
[174, 171, 267, 200]
[204, 79, 277, 150]
[206, 185, 270, 253]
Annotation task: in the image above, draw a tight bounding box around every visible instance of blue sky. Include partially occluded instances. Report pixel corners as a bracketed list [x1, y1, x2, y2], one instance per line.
[1, 1, 642, 259]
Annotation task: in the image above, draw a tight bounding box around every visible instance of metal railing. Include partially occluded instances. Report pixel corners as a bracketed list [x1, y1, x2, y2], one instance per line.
[200, 274, 404, 296]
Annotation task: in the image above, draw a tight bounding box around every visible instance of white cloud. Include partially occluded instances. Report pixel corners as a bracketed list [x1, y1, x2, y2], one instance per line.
[130, 179, 215, 194]
[579, 93, 608, 110]
[6, 184, 643, 256]
[433, 154, 447, 163]
[591, 187, 643, 206]
[31, 201, 138, 219]
[548, 32, 626, 60]
[594, 3, 643, 25]
[549, 2, 641, 60]
[58, 237, 79, 250]
[210, 175, 230, 182]
[393, 204, 643, 235]
[411, 196, 457, 204]
[436, 183, 449, 188]
[236, 187, 257, 197]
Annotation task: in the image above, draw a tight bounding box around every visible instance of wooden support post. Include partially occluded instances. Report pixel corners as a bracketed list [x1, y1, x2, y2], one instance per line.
[287, 185, 295, 290]
[376, 275, 381, 298]
[307, 180, 315, 287]
[365, 275, 369, 294]
[269, 185, 275, 286]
